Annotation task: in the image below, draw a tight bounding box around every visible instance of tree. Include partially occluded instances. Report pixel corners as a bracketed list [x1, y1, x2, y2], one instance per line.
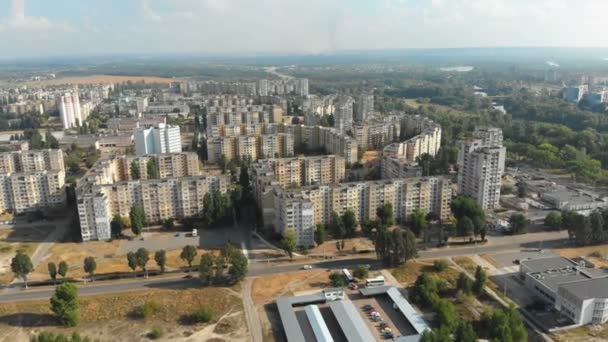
[199, 253, 215, 284]
[127, 252, 138, 274]
[590, 210, 607, 243]
[353, 265, 369, 279]
[58, 261, 68, 279]
[180, 245, 198, 269]
[329, 211, 345, 238]
[151, 250, 165, 274]
[420, 327, 451, 342]
[454, 321, 477, 342]
[130, 160, 140, 180]
[162, 218, 175, 231]
[281, 229, 298, 260]
[315, 224, 327, 245]
[136, 248, 150, 278]
[376, 202, 395, 227]
[10, 251, 33, 288]
[342, 209, 357, 238]
[410, 209, 429, 237]
[509, 214, 529, 235]
[435, 298, 458, 331]
[517, 181, 527, 198]
[456, 272, 472, 295]
[375, 228, 418, 266]
[239, 164, 250, 191]
[484, 306, 527, 342]
[146, 159, 158, 179]
[83, 256, 96, 280]
[45, 130, 59, 149]
[50, 283, 79, 327]
[110, 215, 124, 239]
[473, 266, 487, 295]
[228, 251, 248, 282]
[48, 262, 57, 283]
[433, 259, 448, 272]
[215, 255, 226, 280]
[451, 196, 485, 233]
[129, 206, 146, 235]
[545, 212, 562, 230]
[329, 271, 348, 287]
[457, 216, 474, 241]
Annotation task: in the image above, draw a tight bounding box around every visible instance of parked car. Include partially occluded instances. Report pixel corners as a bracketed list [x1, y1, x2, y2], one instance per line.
[302, 265, 313, 270]
[362, 304, 374, 311]
[348, 283, 359, 290]
[378, 322, 388, 329]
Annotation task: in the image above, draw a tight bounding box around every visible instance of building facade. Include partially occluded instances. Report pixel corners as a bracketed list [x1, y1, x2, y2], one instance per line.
[134, 123, 182, 155]
[58, 93, 82, 129]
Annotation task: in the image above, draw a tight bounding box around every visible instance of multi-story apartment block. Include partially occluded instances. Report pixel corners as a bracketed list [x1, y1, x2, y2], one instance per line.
[274, 193, 315, 247]
[271, 177, 451, 245]
[457, 127, 506, 210]
[237, 135, 259, 161]
[134, 123, 182, 155]
[259, 133, 294, 159]
[333, 97, 354, 132]
[382, 117, 442, 164]
[352, 115, 401, 150]
[58, 92, 82, 129]
[77, 153, 229, 241]
[0, 149, 66, 213]
[356, 93, 374, 123]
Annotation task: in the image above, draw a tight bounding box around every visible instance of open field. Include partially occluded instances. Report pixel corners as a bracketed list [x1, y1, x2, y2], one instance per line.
[0, 285, 246, 342]
[308, 237, 374, 257]
[251, 270, 331, 305]
[391, 259, 460, 285]
[554, 245, 608, 268]
[23, 75, 178, 86]
[0, 227, 51, 284]
[552, 324, 608, 342]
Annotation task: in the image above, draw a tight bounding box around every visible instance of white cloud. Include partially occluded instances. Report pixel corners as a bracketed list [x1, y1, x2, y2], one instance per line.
[140, 0, 162, 22]
[0, 0, 72, 33]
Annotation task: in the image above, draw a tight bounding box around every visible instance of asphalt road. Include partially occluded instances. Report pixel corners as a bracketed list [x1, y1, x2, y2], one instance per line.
[0, 230, 571, 304]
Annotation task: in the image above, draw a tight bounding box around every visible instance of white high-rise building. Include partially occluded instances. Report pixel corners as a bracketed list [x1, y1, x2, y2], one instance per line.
[334, 98, 354, 132]
[457, 127, 506, 210]
[58, 93, 82, 129]
[134, 123, 182, 155]
[356, 93, 374, 122]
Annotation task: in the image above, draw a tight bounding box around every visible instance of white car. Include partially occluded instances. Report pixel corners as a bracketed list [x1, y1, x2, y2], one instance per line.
[302, 265, 313, 270]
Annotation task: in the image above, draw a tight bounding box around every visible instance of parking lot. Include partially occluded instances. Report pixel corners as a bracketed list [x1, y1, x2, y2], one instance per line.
[349, 292, 416, 341]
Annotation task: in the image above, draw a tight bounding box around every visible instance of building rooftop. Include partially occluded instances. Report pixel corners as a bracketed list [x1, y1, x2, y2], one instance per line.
[328, 300, 376, 342]
[522, 256, 592, 293]
[560, 277, 608, 301]
[521, 256, 580, 273]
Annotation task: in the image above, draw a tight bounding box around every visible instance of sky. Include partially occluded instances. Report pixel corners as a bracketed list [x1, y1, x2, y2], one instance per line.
[1, 0, 608, 58]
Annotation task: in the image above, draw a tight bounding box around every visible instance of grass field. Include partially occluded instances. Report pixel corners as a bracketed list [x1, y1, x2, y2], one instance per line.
[391, 259, 460, 285]
[0, 285, 245, 342]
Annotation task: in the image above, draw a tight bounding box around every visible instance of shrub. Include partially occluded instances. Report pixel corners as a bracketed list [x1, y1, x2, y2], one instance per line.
[329, 271, 348, 287]
[148, 326, 163, 340]
[352, 265, 369, 279]
[130, 300, 161, 319]
[433, 259, 449, 272]
[191, 307, 214, 323]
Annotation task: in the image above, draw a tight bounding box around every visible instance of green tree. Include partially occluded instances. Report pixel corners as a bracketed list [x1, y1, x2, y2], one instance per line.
[48, 262, 57, 283]
[146, 159, 158, 179]
[473, 265, 487, 295]
[136, 248, 150, 278]
[435, 298, 458, 331]
[58, 261, 68, 279]
[410, 209, 429, 237]
[127, 252, 138, 274]
[228, 251, 248, 282]
[83, 256, 96, 280]
[353, 265, 369, 279]
[199, 253, 215, 284]
[215, 255, 226, 280]
[130, 160, 140, 180]
[129, 206, 146, 235]
[433, 259, 448, 272]
[329, 271, 347, 287]
[457, 216, 474, 241]
[315, 224, 327, 245]
[509, 214, 529, 235]
[517, 181, 527, 198]
[456, 272, 472, 295]
[281, 229, 298, 260]
[420, 327, 451, 342]
[45, 130, 59, 149]
[10, 251, 33, 288]
[544, 211, 562, 230]
[50, 282, 79, 327]
[154, 249, 167, 273]
[239, 164, 250, 191]
[376, 202, 395, 227]
[454, 321, 477, 342]
[110, 215, 124, 238]
[162, 218, 175, 231]
[451, 195, 485, 233]
[329, 210, 345, 238]
[375, 228, 417, 266]
[180, 245, 198, 269]
[342, 209, 357, 238]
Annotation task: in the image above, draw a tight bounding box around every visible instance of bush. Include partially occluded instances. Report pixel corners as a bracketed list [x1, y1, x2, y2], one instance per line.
[352, 265, 369, 279]
[433, 259, 449, 272]
[148, 326, 163, 340]
[130, 300, 161, 319]
[329, 271, 348, 287]
[191, 307, 214, 323]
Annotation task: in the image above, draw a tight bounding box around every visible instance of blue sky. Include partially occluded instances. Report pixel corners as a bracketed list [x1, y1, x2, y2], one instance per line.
[1, 0, 608, 58]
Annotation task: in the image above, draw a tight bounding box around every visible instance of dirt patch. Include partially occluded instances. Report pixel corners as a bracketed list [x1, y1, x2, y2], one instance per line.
[552, 324, 608, 342]
[308, 237, 374, 256]
[453, 256, 477, 274]
[25, 75, 178, 86]
[391, 260, 460, 286]
[252, 270, 331, 305]
[555, 246, 608, 268]
[0, 285, 245, 342]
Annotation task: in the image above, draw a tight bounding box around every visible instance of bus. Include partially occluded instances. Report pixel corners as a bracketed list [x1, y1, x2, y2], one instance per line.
[366, 276, 385, 287]
[342, 268, 354, 283]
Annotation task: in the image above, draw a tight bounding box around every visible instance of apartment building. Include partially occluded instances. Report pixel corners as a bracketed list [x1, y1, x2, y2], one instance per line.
[259, 133, 295, 159]
[333, 97, 354, 132]
[457, 127, 506, 210]
[134, 123, 182, 155]
[0, 149, 64, 173]
[58, 92, 82, 129]
[77, 152, 228, 241]
[382, 121, 442, 163]
[274, 193, 315, 247]
[271, 177, 451, 243]
[352, 115, 401, 150]
[355, 93, 374, 123]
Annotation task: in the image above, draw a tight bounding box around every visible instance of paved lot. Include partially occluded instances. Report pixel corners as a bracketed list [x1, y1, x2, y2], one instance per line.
[349, 292, 417, 341]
